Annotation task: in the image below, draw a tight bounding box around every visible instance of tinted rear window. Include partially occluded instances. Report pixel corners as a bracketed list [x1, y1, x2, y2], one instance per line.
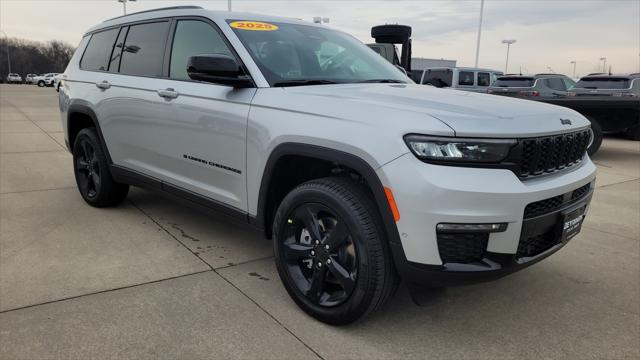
[477, 72, 491, 86]
[119, 21, 170, 77]
[458, 71, 474, 86]
[493, 77, 535, 87]
[545, 78, 566, 91]
[422, 69, 452, 87]
[575, 77, 631, 89]
[80, 29, 119, 71]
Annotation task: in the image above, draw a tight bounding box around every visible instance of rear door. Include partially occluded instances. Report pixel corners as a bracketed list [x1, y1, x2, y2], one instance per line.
[95, 21, 179, 180]
[156, 18, 256, 211]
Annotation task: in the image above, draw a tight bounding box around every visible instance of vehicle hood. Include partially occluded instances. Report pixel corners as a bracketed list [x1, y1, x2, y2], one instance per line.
[280, 83, 590, 137]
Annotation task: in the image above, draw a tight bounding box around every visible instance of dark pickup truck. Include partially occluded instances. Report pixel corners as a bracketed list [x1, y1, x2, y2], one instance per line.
[490, 74, 639, 155]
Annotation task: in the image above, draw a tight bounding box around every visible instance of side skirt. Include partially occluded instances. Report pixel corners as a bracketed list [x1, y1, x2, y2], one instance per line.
[110, 165, 262, 231]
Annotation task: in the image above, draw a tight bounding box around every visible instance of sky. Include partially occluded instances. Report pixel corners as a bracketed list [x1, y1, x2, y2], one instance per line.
[1, 0, 639, 76]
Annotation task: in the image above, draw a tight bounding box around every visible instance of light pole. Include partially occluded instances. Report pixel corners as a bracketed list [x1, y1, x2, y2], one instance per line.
[501, 39, 516, 73]
[474, 0, 485, 68]
[228, 0, 232, 11]
[1, 30, 11, 74]
[117, 0, 136, 16]
[599, 57, 607, 72]
[570, 61, 576, 79]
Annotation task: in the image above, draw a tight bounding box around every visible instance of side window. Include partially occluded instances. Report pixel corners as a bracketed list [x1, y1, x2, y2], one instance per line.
[120, 21, 170, 77]
[80, 28, 119, 71]
[562, 78, 576, 90]
[458, 71, 474, 86]
[108, 27, 128, 72]
[170, 20, 234, 81]
[477, 72, 491, 86]
[546, 78, 566, 91]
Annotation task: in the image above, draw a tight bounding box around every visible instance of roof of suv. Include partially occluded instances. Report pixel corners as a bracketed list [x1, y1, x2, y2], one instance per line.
[578, 74, 640, 80]
[86, 6, 316, 35]
[497, 74, 569, 79]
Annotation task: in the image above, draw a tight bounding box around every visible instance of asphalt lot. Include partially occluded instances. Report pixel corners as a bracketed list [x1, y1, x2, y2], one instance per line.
[0, 84, 638, 359]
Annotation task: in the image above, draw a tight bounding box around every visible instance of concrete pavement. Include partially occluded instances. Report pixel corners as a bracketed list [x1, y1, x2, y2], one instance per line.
[1, 84, 638, 359]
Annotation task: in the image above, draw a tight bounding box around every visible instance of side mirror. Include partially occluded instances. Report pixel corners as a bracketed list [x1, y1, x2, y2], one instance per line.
[187, 54, 253, 88]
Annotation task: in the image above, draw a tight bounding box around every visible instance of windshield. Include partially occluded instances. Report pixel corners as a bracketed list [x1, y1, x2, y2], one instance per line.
[575, 77, 630, 89]
[493, 77, 535, 87]
[227, 20, 409, 86]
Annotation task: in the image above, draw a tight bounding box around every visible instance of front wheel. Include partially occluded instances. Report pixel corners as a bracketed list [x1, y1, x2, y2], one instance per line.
[587, 117, 603, 156]
[273, 177, 398, 325]
[73, 128, 129, 207]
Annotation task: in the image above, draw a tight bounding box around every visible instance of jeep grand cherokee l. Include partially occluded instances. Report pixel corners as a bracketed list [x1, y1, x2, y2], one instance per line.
[59, 6, 596, 324]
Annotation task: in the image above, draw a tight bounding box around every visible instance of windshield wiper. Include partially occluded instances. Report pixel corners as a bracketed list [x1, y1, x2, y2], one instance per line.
[272, 79, 338, 87]
[356, 79, 406, 83]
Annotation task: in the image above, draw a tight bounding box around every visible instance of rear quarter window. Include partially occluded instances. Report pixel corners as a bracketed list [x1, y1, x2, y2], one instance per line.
[422, 69, 452, 87]
[80, 28, 119, 71]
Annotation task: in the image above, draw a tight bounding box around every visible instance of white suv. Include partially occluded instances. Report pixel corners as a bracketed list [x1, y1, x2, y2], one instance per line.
[59, 6, 596, 324]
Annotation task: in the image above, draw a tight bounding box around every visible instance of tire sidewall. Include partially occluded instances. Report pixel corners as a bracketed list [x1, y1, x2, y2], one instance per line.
[273, 182, 378, 323]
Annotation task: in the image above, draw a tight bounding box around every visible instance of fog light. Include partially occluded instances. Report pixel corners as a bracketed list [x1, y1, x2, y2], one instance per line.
[436, 223, 508, 233]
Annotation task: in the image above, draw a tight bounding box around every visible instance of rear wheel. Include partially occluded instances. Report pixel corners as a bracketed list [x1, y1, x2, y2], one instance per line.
[273, 177, 398, 325]
[586, 117, 603, 156]
[73, 128, 129, 207]
[37, 80, 44, 87]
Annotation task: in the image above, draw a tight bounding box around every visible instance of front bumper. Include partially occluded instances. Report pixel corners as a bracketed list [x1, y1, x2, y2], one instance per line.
[378, 152, 597, 286]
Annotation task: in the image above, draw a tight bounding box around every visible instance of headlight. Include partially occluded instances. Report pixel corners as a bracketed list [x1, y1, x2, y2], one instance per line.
[404, 135, 516, 163]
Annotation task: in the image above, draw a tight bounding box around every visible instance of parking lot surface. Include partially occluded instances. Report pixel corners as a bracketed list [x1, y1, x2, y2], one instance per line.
[1, 84, 638, 359]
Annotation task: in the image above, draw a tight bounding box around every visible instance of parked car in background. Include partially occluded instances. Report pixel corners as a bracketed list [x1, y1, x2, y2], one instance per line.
[487, 74, 576, 98]
[25, 74, 39, 84]
[34, 73, 60, 87]
[6, 73, 23, 84]
[570, 74, 639, 98]
[417, 67, 503, 93]
[53, 74, 63, 91]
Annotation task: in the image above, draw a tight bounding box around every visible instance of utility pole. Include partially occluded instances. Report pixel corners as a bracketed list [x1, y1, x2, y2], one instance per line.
[1, 30, 11, 74]
[502, 39, 516, 73]
[118, 0, 136, 16]
[474, 0, 485, 68]
[570, 61, 576, 78]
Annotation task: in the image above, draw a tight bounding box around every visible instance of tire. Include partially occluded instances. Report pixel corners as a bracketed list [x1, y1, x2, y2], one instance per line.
[586, 116, 603, 156]
[37, 81, 44, 87]
[72, 128, 129, 207]
[273, 177, 398, 325]
[626, 124, 640, 141]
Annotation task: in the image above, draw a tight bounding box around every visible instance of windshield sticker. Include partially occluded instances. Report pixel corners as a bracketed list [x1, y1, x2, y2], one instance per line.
[230, 21, 279, 31]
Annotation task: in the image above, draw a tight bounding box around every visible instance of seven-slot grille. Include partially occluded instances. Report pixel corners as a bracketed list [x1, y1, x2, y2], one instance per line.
[517, 129, 591, 178]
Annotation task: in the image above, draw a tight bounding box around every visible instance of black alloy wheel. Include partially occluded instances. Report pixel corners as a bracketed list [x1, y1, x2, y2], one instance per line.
[72, 128, 129, 207]
[280, 203, 358, 307]
[273, 177, 398, 325]
[75, 138, 100, 200]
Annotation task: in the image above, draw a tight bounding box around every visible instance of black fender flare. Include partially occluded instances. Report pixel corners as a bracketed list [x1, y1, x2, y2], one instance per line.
[255, 142, 402, 247]
[67, 102, 113, 164]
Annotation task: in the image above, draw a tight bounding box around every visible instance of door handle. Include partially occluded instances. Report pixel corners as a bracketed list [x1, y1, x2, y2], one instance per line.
[157, 88, 179, 99]
[95, 81, 111, 90]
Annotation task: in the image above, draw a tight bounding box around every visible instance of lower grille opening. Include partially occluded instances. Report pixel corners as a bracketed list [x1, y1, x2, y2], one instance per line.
[437, 232, 488, 264]
[517, 230, 560, 258]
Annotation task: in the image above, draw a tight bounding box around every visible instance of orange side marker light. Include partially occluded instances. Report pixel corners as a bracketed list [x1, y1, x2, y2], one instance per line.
[384, 187, 400, 222]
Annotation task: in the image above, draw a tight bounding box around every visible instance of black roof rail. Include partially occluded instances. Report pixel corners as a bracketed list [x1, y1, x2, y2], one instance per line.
[103, 6, 204, 22]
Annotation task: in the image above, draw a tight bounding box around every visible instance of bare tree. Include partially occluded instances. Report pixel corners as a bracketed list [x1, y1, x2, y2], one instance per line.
[0, 37, 75, 79]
